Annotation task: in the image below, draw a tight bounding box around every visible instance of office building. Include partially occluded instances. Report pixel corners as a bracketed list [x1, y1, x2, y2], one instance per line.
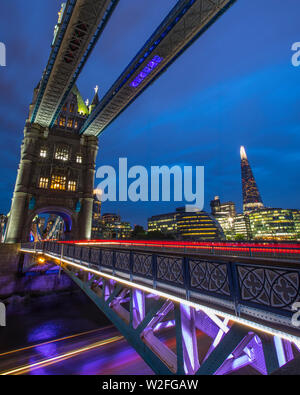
[148, 208, 225, 241]
[248, 208, 300, 241]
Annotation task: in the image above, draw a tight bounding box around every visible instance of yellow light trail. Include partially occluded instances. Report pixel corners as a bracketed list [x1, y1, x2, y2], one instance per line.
[0, 326, 114, 358]
[1, 335, 124, 376]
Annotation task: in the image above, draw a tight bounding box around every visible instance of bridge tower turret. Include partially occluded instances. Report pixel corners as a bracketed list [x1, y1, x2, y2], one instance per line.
[5, 85, 98, 243]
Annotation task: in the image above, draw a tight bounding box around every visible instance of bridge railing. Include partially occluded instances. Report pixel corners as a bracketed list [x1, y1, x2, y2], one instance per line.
[20, 241, 300, 336]
[66, 240, 300, 261]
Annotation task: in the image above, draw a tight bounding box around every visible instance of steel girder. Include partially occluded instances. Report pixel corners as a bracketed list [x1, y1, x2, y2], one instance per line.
[31, 0, 119, 128]
[80, 0, 237, 136]
[61, 261, 298, 375]
[21, 242, 300, 342]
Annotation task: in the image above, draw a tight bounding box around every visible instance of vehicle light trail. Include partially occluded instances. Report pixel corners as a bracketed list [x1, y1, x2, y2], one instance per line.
[0, 326, 114, 358]
[0, 335, 124, 375]
[66, 239, 300, 257]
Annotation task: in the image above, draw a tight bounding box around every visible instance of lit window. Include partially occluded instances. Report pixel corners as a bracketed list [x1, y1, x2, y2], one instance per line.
[70, 103, 75, 113]
[59, 116, 66, 127]
[51, 175, 66, 190]
[67, 118, 73, 128]
[62, 103, 68, 112]
[68, 180, 77, 192]
[74, 120, 78, 129]
[76, 155, 82, 164]
[39, 177, 49, 189]
[40, 148, 47, 158]
[55, 146, 69, 161]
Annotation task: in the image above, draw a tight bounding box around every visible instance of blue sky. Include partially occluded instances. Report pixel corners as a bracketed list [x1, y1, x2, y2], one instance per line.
[0, 0, 300, 227]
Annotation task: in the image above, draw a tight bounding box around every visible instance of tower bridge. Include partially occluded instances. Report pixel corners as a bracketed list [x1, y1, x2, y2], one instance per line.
[5, 0, 300, 375]
[5, 0, 237, 244]
[31, 0, 120, 128]
[5, 85, 99, 243]
[79, 0, 237, 136]
[20, 241, 300, 375]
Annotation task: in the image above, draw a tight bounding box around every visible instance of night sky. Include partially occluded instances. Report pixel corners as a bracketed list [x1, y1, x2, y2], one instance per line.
[0, 0, 300, 227]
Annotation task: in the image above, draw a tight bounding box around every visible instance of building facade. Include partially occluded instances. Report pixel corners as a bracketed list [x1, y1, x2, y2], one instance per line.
[240, 146, 264, 213]
[148, 212, 179, 236]
[210, 196, 236, 239]
[91, 192, 102, 239]
[233, 214, 251, 240]
[101, 214, 132, 239]
[248, 208, 300, 241]
[91, 213, 133, 240]
[148, 208, 225, 241]
[5, 85, 99, 243]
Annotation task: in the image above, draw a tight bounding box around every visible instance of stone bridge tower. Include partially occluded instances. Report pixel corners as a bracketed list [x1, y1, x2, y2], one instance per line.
[5, 85, 99, 243]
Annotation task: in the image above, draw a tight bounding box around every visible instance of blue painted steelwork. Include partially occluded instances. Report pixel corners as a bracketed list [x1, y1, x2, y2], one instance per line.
[30, 0, 77, 124]
[80, 0, 237, 136]
[21, 241, 300, 341]
[20, 243, 300, 374]
[49, 0, 120, 128]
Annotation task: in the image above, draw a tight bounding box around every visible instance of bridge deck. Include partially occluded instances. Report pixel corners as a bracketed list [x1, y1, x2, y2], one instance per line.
[21, 242, 300, 345]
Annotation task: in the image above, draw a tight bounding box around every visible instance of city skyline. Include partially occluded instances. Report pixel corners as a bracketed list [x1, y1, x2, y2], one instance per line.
[0, 0, 300, 228]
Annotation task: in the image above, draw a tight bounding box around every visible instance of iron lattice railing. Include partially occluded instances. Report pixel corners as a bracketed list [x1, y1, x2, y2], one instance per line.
[21, 241, 300, 337]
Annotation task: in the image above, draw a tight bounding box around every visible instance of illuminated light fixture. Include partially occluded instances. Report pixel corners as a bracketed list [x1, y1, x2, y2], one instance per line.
[130, 55, 163, 88]
[38, 257, 45, 264]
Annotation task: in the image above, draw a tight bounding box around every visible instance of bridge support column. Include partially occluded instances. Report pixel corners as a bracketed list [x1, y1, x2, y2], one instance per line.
[6, 125, 40, 243]
[78, 198, 94, 240]
[78, 135, 98, 240]
[132, 289, 145, 329]
[175, 304, 200, 375]
[261, 334, 280, 374]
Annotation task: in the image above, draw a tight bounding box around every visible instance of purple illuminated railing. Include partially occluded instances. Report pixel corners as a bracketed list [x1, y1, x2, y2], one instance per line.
[21, 241, 300, 338]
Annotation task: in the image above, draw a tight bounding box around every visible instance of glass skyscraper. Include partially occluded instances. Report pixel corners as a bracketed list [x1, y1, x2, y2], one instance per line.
[240, 146, 264, 213]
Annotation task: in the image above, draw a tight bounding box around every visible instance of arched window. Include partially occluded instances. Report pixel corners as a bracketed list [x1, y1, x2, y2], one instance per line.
[51, 174, 67, 190]
[67, 118, 73, 128]
[40, 147, 47, 158]
[59, 116, 66, 127]
[39, 177, 49, 189]
[54, 145, 70, 161]
[68, 180, 77, 192]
